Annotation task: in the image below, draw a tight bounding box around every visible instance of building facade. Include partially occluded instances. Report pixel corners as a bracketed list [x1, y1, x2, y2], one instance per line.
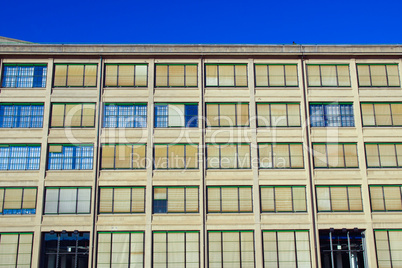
[0, 43, 402, 267]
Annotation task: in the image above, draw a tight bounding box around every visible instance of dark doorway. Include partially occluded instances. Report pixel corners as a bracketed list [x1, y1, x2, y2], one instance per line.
[41, 231, 89, 268]
[319, 229, 366, 268]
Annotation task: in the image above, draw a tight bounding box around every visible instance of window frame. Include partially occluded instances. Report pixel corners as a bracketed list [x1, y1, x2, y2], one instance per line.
[369, 185, 402, 212]
[361, 102, 402, 127]
[374, 229, 402, 268]
[1, 63, 47, 88]
[100, 143, 147, 170]
[50, 102, 96, 128]
[206, 143, 251, 169]
[155, 63, 198, 88]
[260, 186, 307, 213]
[254, 63, 299, 87]
[205, 102, 250, 127]
[365, 142, 402, 168]
[205, 63, 248, 87]
[0, 232, 33, 267]
[357, 63, 400, 87]
[0, 144, 41, 171]
[103, 103, 147, 128]
[0, 187, 37, 215]
[316, 185, 363, 212]
[152, 186, 199, 214]
[309, 102, 355, 127]
[258, 142, 304, 169]
[153, 143, 199, 170]
[47, 144, 94, 170]
[53, 63, 98, 88]
[207, 186, 253, 213]
[0, 103, 44, 128]
[154, 103, 198, 128]
[104, 63, 148, 87]
[306, 64, 351, 87]
[256, 102, 301, 127]
[312, 142, 359, 169]
[43, 187, 91, 215]
[99, 186, 145, 214]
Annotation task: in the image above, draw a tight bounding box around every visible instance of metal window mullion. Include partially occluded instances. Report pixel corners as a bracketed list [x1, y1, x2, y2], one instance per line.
[266, 65, 270, 87]
[342, 144, 347, 168]
[113, 145, 116, 169]
[233, 65, 237, 87]
[234, 103, 238, 127]
[271, 144, 274, 169]
[184, 65, 187, 87]
[128, 232, 132, 267]
[15, 233, 20, 268]
[130, 187, 133, 213]
[184, 145, 187, 170]
[166, 188, 169, 213]
[382, 186, 387, 211]
[377, 144, 382, 168]
[166, 233, 169, 266]
[116, 65, 120, 87]
[236, 144, 239, 169]
[184, 232, 187, 267]
[372, 103, 378, 126]
[111, 188, 115, 213]
[238, 232, 242, 266]
[167, 65, 170, 87]
[285, 104, 289, 127]
[20, 188, 24, 211]
[386, 231, 393, 268]
[290, 187, 294, 212]
[82, 65, 86, 87]
[57, 188, 61, 214]
[319, 65, 323, 87]
[273, 187, 277, 213]
[166, 145, 169, 169]
[368, 65, 373, 87]
[1, 188, 4, 214]
[217, 66, 220, 87]
[394, 144, 399, 168]
[220, 232, 224, 267]
[75, 188, 79, 214]
[276, 232, 280, 268]
[335, 65, 339, 87]
[288, 144, 292, 168]
[133, 64, 136, 87]
[110, 233, 113, 267]
[65, 65, 69, 87]
[219, 145, 221, 169]
[346, 186, 351, 212]
[325, 144, 329, 168]
[329, 187, 333, 212]
[237, 187, 241, 212]
[220, 188, 223, 213]
[268, 104, 272, 127]
[389, 103, 395, 126]
[283, 65, 286, 86]
[184, 187, 187, 213]
[385, 65, 390, 86]
[293, 231, 298, 267]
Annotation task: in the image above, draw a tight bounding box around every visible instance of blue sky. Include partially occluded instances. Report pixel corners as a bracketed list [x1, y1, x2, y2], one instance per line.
[2, 0, 401, 44]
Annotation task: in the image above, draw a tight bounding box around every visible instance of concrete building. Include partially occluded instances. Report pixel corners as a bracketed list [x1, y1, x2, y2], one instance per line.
[0, 42, 402, 268]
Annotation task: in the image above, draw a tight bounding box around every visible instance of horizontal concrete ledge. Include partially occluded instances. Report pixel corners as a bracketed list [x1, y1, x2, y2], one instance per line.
[1, 44, 402, 56]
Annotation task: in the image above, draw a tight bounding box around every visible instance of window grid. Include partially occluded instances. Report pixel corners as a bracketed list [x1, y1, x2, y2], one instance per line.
[0, 144, 41, 170]
[374, 229, 402, 268]
[205, 64, 248, 87]
[365, 143, 402, 168]
[154, 103, 198, 128]
[313, 143, 359, 169]
[155, 64, 198, 87]
[53, 64, 97, 87]
[153, 231, 200, 268]
[208, 230, 255, 268]
[206, 143, 251, 169]
[103, 103, 147, 128]
[47, 144, 94, 170]
[256, 103, 301, 127]
[310, 103, 355, 127]
[206, 103, 249, 127]
[50, 103, 95, 128]
[101, 144, 146, 170]
[357, 64, 400, 87]
[207, 186, 253, 213]
[0, 103, 44, 128]
[254, 64, 299, 87]
[262, 230, 312, 268]
[361, 102, 402, 127]
[0, 187, 37, 215]
[99, 187, 145, 214]
[153, 186, 199, 214]
[154, 144, 199, 170]
[104, 63, 148, 87]
[97, 231, 145, 268]
[258, 143, 304, 169]
[44, 187, 91, 214]
[370, 185, 402, 212]
[1, 64, 47, 88]
[316, 185, 363, 212]
[306, 64, 351, 87]
[0, 232, 33, 268]
[260, 186, 307, 213]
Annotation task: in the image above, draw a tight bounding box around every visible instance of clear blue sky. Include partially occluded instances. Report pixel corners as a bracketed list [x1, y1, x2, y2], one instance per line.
[2, 0, 401, 44]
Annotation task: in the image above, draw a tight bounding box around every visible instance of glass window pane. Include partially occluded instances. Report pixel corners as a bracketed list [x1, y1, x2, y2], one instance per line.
[269, 65, 285, 86]
[337, 65, 351, 86]
[219, 65, 235, 86]
[67, 65, 84, 86]
[255, 65, 268, 87]
[307, 65, 320, 86]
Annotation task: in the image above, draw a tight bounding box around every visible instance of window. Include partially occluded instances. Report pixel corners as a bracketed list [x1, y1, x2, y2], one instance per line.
[0, 233, 33, 268]
[0, 144, 41, 170]
[207, 186, 252, 213]
[97, 232, 144, 268]
[50, 103, 95, 128]
[99, 187, 145, 213]
[103, 103, 147, 128]
[361, 102, 402, 127]
[0, 187, 36, 215]
[155, 64, 197, 87]
[101, 144, 146, 169]
[53, 64, 97, 87]
[258, 143, 304, 169]
[256, 103, 300, 127]
[357, 64, 400, 87]
[153, 186, 198, 213]
[374, 229, 402, 268]
[1, 64, 47, 88]
[263, 230, 311, 268]
[255, 64, 298, 87]
[48, 144, 93, 170]
[310, 103, 355, 127]
[206, 103, 249, 127]
[153, 231, 199, 268]
[307, 64, 350, 87]
[370, 185, 402, 212]
[155, 103, 198, 128]
[206, 143, 250, 169]
[208, 230, 254, 268]
[260, 186, 306, 213]
[313, 143, 358, 168]
[365, 143, 402, 168]
[205, 64, 247, 87]
[41, 232, 89, 268]
[104, 64, 147, 87]
[316, 185, 363, 212]
[154, 144, 198, 169]
[44, 187, 91, 214]
[0, 103, 44, 128]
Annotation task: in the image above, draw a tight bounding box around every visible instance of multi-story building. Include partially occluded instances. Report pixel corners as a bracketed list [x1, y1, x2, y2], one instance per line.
[0, 39, 402, 268]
